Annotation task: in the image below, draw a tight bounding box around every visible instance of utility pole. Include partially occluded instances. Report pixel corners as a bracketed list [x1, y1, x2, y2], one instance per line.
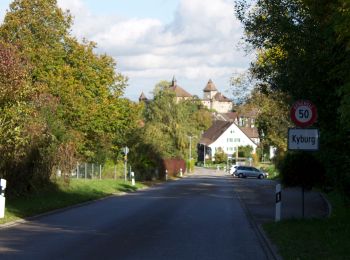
[123, 146, 129, 182]
[189, 136, 192, 162]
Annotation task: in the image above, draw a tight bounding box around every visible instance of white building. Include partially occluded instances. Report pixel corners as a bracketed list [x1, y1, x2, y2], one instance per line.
[198, 120, 258, 161]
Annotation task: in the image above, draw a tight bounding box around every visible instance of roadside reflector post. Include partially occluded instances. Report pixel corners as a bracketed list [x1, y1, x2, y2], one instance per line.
[165, 170, 168, 181]
[0, 179, 7, 218]
[275, 183, 282, 222]
[180, 168, 183, 177]
[131, 172, 135, 186]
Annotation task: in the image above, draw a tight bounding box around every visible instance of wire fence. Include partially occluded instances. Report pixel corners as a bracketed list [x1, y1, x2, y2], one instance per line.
[56, 163, 127, 180]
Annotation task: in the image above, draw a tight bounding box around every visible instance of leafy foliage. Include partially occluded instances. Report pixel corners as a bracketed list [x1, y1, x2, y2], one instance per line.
[236, 0, 350, 192]
[129, 83, 212, 179]
[0, 0, 136, 196]
[214, 147, 228, 163]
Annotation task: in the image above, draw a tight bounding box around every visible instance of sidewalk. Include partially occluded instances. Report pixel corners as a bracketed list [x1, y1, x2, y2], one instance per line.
[230, 176, 330, 224]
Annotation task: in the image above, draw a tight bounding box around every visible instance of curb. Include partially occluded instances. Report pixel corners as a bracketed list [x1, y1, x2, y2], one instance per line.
[0, 179, 183, 230]
[0, 192, 127, 230]
[319, 192, 332, 218]
[233, 184, 282, 260]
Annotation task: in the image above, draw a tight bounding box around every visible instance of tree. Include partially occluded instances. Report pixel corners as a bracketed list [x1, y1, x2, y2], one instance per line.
[214, 148, 227, 164]
[0, 0, 129, 163]
[0, 0, 135, 194]
[130, 82, 212, 179]
[235, 0, 350, 192]
[0, 41, 52, 195]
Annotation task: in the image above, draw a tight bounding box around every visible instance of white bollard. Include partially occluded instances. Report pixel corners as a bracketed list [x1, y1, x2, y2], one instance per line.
[180, 168, 183, 177]
[165, 170, 168, 181]
[275, 183, 282, 222]
[131, 172, 135, 186]
[0, 179, 7, 218]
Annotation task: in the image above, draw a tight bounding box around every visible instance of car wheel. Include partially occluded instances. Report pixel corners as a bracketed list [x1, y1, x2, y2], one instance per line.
[258, 174, 264, 179]
[238, 173, 243, 178]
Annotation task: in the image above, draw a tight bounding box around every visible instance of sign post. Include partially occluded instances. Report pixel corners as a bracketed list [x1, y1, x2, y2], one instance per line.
[289, 100, 319, 218]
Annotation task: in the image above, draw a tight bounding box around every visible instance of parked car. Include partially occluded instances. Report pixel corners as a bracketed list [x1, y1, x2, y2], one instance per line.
[233, 166, 268, 179]
[229, 165, 238, 175]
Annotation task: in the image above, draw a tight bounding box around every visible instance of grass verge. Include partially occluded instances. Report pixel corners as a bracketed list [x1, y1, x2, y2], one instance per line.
[0, 179, 146, 225]
[263, 192, 350, 259]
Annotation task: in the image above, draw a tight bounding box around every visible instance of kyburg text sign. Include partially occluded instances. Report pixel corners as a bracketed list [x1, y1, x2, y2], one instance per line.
[288, 128, 319, 151]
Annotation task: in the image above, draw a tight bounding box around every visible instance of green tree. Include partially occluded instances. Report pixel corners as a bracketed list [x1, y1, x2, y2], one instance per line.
[0, 0, 129, 163]
[235, 0, 350, 192]
[0, 0, 135, 193]
[214, 148, 227, 164]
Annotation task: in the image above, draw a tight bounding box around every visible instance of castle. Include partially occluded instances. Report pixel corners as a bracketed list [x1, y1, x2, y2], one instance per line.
[139, 77, 233, 113]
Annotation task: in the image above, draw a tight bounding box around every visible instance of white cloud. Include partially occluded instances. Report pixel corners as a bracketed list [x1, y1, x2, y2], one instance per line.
[59, 0, 253, 100]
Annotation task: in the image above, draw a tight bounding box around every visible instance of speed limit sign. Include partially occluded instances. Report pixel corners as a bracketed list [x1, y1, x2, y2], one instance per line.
[290, 100, 317, 127]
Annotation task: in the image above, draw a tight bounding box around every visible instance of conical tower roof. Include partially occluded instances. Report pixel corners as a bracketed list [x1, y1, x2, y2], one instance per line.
[139, 91, 148, 101]
[203, 79, 217, 92]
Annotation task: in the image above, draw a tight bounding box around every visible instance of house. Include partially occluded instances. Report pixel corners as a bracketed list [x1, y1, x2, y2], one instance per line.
[168, 76, 193, 103]
[201, 79, 233, 113]
[198, 120, 258, 162]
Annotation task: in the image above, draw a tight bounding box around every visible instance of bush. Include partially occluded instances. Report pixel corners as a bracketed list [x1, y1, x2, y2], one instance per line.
[277, 152, 325, 190]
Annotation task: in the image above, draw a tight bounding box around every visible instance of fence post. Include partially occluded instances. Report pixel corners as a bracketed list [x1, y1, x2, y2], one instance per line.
[99, 165, 102, 180]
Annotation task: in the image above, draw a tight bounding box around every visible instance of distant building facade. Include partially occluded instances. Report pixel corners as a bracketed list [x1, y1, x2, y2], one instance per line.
[201, 79, 233, 113]
[138, 77, 233, 113]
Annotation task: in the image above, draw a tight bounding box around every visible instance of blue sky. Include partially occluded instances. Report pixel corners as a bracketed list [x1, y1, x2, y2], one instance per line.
[0, 0, 252, 101]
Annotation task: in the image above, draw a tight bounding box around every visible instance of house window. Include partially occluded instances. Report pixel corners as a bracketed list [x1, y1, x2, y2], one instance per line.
[234, 138, 240, 142]
[227, 138, 233, 142]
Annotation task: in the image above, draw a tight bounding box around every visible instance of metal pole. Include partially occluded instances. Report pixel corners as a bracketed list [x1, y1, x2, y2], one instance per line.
[76, 162, 79, 179]
[189, 136, 192, 161]
[114, 164, 117, 180]
[99, 165, 102, 180]
[124, 158, 127, 182]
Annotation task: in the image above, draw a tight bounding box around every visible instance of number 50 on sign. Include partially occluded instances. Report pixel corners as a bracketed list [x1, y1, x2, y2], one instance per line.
[290, 100, 317, 128]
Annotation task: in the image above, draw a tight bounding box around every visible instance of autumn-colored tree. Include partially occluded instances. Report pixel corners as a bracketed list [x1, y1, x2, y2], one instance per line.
[0, 0, 130, 162]
[0, 0, 136, 194]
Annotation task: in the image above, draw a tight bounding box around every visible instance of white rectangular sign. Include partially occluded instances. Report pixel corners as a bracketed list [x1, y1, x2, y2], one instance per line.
[288, 128, 319, 151]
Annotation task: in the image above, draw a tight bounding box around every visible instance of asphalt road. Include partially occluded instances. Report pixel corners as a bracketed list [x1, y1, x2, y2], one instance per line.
[0, 168, 271, 260]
